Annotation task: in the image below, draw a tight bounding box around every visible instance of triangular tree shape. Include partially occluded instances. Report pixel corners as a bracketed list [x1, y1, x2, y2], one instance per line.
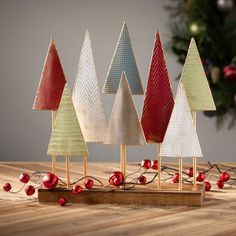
[160, 83, 203, 158]
[33, 38, 66, 110]
[102, 22, 143, 95]
[180, 38, 216, 111]
[141, 31, 174, 143]
[47, 84, 88, 156]
[72, 30, 107, 143]
[104, 72, 146, 145]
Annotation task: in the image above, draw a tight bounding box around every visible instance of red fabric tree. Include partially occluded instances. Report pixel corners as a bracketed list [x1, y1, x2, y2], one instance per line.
[33, 38, 66, 110]
[141, 31, 174, 143]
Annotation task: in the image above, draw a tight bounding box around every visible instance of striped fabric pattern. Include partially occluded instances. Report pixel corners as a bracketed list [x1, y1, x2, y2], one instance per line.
[47, 84, 88, 156]
[180, 38, 216, 111]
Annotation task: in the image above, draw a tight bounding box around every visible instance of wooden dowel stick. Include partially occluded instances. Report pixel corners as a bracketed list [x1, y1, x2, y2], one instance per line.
[193, 157, 197, 190]
[124, 145, 126, 178]
[179, 157, 183, 190]
[52, 156, 56, 174]
[120, 145, 126, 177]
[192, 110, 197, 190]
[51, 110, 56, 174]
[157, 143, 161, 189]
[83, 156, 87, 177]
[65, 156, 70, 188]
[120, 145, 123, 174]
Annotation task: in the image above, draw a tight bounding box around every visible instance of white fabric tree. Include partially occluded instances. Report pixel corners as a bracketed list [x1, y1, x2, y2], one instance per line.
[160, 83, 203, 158]
[72, 30, 107, 143]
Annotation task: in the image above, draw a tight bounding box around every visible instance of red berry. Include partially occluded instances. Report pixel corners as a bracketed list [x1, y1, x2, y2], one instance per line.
[71, 185, 82, 195]
[19, 173, 30, 184]
[42, 173, 58, 189]
[113, 178, 122, 186]
[58, 197, 67, 206]
[141, 159, 151, 169]
[204, 181, 211, 191]
[217, 179, 224, 189]
[196, 172, 205, 182]
[171, 173, 179, 183]
[151, 160, 158, 170]
[187, 167, 193, 177]
[138, 175, 146, 185]
[220, 172, 230, 182]
[84, 179, 94, 189]
[25, 185, 35, 196]
[109, 171, 124, 187]
[3, 183, 11, 192]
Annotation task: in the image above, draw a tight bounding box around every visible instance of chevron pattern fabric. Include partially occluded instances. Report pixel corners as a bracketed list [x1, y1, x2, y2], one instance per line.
[160, 83, 203, 158]
[141, 31, 174, 143]
[102, 22, 143, 94]
[33, 38, 66, 110]
[72, 30, 107, 143]
[180, 38, 216, 111]
[104, 72, 146, 145]
[47, 84, 88, 156]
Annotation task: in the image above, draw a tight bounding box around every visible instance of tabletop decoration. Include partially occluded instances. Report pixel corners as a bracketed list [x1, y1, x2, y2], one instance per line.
[72, 30, 107, 144]
[180, 38, 216, 189]
[2, 161, 236, 206]
[33, 37, 66, 174]
[47, 84, 89, 187]
[161, 83, 203, 190]
[141, 31, 174, 189]
[104, 72, 146, 177]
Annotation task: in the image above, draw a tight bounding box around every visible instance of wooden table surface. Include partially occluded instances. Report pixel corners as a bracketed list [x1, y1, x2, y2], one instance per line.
[0, 162, 236, 236]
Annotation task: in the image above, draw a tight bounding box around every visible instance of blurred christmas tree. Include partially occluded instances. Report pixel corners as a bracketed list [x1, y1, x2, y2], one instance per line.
[166, 0, 236, 129]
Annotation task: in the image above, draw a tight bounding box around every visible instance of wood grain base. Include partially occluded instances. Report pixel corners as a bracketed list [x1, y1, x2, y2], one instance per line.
[38, 183, 205, 206]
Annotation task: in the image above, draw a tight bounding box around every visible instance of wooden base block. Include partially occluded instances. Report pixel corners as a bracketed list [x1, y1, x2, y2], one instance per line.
[38, 183, 205, 206]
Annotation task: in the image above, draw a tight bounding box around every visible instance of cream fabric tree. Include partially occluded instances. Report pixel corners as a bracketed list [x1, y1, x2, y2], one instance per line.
[72, 30, 107, 143]
[104, 72, 146, 177]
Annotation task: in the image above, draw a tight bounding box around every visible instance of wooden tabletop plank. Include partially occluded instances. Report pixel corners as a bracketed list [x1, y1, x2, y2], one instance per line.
[0, 162, 236, 236]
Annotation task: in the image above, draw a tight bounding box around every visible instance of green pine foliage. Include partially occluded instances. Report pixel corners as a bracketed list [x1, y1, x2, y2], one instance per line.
[166, 0, 236, 129]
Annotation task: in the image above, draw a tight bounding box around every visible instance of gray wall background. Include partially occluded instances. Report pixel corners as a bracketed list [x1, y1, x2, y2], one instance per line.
[0, 0, 235, 162]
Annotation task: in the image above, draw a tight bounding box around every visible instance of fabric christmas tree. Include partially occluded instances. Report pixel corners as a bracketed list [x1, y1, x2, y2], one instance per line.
[47, 84, 88, 157]
[102, 22, 143, 95]
[104, 72, 146, 145]
[72, 30, 107, 143]
[141, 31, 174, 143]
[180, 38, 216, 111]
[33, 38, 66, 110]
[160, 83, 203, 158]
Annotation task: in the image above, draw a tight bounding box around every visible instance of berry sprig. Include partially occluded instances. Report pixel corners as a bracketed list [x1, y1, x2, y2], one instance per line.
[2, 160, 236, 206]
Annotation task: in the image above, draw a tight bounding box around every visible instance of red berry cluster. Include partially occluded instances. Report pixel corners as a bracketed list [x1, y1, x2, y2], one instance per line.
[138, 159, 158, 185]
[185, 167, 231, 191]
[141, 159, 158, 170]
[217, 172, 230, 189]
[3, 172, 36, 196]
[58, 179, 94, 206]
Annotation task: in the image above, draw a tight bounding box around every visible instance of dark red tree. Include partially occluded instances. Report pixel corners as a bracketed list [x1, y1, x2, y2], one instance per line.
[141, 31, 174, 143]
